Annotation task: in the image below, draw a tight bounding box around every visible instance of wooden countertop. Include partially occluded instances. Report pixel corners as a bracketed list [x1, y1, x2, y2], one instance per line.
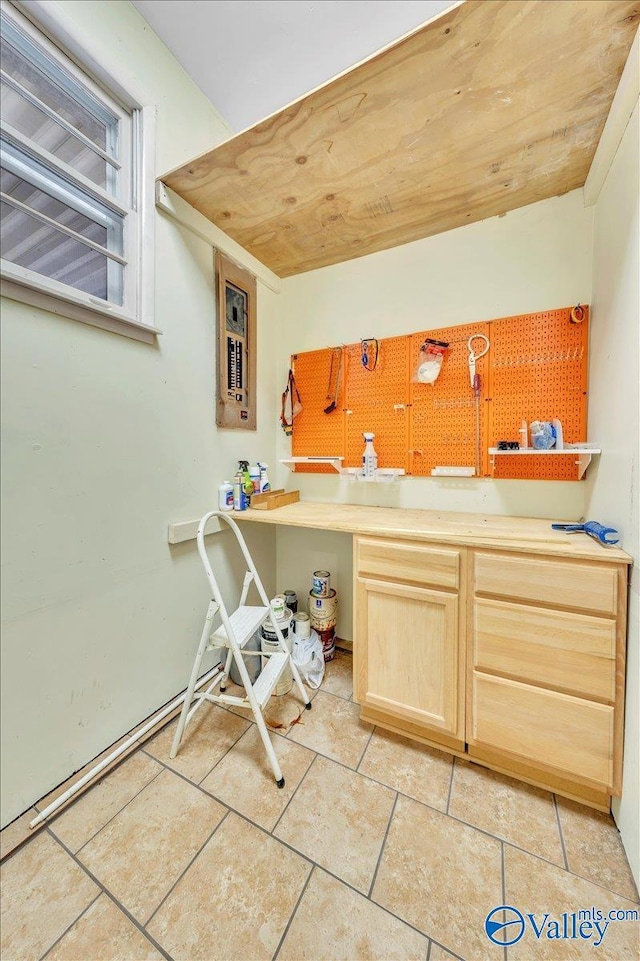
[233, 502, 631, 564]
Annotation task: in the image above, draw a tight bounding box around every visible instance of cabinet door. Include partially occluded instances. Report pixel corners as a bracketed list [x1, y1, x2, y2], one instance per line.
[355, 577, 460, 736]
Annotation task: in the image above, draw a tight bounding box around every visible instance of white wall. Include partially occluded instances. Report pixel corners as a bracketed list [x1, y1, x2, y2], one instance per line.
[587, 102, 640, 885]
[276, 191, 594, 637]
[3, 4, 633, 871]
[0, 2, 279, 827]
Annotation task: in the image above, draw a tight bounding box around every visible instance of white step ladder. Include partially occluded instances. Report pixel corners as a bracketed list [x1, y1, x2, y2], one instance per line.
[170, 510, 312, 787]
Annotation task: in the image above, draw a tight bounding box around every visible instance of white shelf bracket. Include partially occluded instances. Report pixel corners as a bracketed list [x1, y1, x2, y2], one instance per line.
[280, 457, 344, 473]
[576, 452, 592, 480]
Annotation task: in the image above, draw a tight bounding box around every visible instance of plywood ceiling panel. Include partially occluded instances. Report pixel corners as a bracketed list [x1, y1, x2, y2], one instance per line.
[163, 0, 640, 277]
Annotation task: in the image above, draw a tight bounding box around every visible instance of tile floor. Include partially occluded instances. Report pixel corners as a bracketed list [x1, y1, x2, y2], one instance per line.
[1, 650, 638, 961]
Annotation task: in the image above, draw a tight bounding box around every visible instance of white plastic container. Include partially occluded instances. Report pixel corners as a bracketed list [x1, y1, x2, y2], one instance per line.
[233, 472, 245, 511]
[258, 462, 271, 492]
[361, 432, 378, 479]
[270, 595, 286, 619]
[249, 464, 260, 493]
[218, 481, 234, 511]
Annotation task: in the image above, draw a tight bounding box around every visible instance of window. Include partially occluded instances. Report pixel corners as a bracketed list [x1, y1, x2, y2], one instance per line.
[0, 2, 155, 337]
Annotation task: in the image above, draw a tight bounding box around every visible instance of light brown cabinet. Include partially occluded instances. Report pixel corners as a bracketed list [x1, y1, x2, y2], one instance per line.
[468, 550, 626, 801]
[354, 537, 465, 749]
[353, 535, 628, 810]
[235, 503, 630, 810]
[470, 673, 615, 787]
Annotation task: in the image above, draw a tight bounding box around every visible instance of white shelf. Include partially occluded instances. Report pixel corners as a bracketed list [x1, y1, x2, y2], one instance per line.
[489, 446, 601, 479]
[431, 466, 476, 477]
[280, 458, 404, 482]
[280, 457, 344, 473]
[343, 467, 406, 483]
[488, 447, 601, 455]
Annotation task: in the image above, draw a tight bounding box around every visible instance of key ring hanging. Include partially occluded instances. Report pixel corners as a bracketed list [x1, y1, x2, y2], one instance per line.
[467, 333, 490, 386]
[361, 338, 379, 371]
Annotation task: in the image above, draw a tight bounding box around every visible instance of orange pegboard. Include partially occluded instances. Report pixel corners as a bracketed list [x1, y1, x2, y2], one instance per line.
[288, 306, 589, 481]
[488, 307, 588, 480]
[291, 348, 345, 472]
[344, 337, 410, 470]
[409, 323, 491, 476]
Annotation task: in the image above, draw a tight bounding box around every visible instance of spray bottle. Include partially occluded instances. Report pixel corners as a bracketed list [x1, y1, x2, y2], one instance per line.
[258, 462, 271, 493]
[239, 460, 253, 506]
[361, 432, 377, 479]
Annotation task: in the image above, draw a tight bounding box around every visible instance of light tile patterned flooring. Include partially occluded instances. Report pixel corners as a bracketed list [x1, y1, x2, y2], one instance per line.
[1, 651, 638, 961]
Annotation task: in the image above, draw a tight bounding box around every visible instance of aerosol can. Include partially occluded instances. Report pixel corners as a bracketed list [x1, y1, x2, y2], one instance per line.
[361, 432, 377, 479]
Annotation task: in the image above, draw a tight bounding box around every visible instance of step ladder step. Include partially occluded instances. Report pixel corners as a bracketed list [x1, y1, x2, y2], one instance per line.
[252, 652, 290, 707]
[210, 606, 269, 649]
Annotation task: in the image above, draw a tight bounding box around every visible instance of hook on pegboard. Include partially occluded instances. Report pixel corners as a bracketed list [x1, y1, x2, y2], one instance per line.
[570, 304, 586, 324]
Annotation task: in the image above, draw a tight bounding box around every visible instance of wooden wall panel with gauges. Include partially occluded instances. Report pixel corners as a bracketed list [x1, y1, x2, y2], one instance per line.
[216, 253, 257, 430]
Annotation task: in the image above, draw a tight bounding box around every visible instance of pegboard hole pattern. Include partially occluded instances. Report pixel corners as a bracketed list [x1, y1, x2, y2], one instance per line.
[290, 348, 344, 472]
[344, 338, 409, 469]
[410, 323, 491, 476]
[290, 307, 588, 480]
[489, 308, 588, 480]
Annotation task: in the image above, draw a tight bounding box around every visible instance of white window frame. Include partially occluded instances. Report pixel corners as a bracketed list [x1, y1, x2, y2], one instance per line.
[0, 0, 158, 343]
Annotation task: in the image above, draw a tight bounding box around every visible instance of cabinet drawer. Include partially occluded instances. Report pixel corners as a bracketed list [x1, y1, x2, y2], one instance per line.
[474, 598, 616, 701]
[471, 673, 614, 788]
[356, 537, 459, 590]
[474, 552, 617, 615]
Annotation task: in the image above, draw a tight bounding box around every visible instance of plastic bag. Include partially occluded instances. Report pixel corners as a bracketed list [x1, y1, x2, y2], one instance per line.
[413, 338, 450, 384]
[292, 629, 325, 689]
[530, 420, 556, 450]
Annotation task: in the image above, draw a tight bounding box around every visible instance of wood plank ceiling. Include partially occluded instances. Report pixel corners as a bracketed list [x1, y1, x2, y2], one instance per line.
[163, 0, 640, 278]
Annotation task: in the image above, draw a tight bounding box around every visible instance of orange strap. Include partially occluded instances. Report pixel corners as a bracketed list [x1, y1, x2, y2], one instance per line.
[281, 369, 301, 435]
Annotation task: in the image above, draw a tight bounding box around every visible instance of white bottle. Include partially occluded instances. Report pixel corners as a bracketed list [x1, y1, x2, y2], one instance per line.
[233, 470, 245, 511]
[218, 481, 234, 511]
[249, 463, 261, 493]
[361, 432, 377, 479]
[258, 462, 270, 493]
